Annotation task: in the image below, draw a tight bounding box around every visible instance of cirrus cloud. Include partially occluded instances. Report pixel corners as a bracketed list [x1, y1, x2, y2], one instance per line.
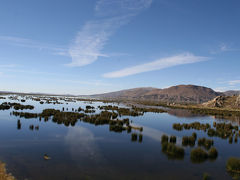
[103, 53, 208, 78]
[228, 80, 240, 86]
[67, 0, 152, 67]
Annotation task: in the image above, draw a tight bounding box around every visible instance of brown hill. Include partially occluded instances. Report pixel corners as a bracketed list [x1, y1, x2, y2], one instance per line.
[92, 87, 157, 99]
[92, 85, 223, 104]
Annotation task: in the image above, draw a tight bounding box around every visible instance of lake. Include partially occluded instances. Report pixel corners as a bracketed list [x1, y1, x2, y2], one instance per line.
[0, 95, 239, 180]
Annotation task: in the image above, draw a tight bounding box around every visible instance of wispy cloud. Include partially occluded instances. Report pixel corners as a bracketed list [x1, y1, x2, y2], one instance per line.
[219, 43, 237, 52]
[210, 43, 239, 54]
[228, 80, 240, 86]
[103, 53, 208, 78]
[67, 0, 152, 67]
[0, 64, 18, 68]
[0, 35, 67, 55]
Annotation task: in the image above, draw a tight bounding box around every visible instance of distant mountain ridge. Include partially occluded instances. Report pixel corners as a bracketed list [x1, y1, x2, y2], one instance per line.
[92, 85, 224, 104]
[224, 90, 240, 96]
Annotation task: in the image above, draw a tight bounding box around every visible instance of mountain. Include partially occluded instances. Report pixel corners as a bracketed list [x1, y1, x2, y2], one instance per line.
[203, 95, 240, 109]
[92, 87, 157, 99]
[224, 90, 240, 96]
[92, 85, 223, 104]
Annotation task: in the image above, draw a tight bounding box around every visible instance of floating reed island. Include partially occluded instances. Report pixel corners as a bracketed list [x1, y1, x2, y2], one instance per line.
[190, 147, 218, 163]
[161, 134, 185, 160]
[12, 107, 144, 141]
[0, 102, 34, 110]
[226, 157, 240, 178]
[173, 122, 211, 131]
[173, 122, 240, 144]
[197, 137, 214, 150]
[98, 105, 167, 116]
[182, 132, 197, 147]
[130, 133, 143, 143]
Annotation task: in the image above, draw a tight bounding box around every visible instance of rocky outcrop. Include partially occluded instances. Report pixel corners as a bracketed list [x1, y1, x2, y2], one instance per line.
[213, 96, 225, 108]
[236, 95, 240, 107]
[202, 96, 225, 108]
[203, 95, 240, 109]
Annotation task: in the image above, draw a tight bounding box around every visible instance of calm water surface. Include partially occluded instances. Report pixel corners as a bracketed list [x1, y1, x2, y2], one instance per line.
[0, 96, 239, 180]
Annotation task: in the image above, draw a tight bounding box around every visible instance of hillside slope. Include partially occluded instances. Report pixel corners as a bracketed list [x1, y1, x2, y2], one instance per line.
[92, 87, 157, 99]
[203, 95, 240, 109]
[92, 85, 223, 104]
[224, 90, 240, 96]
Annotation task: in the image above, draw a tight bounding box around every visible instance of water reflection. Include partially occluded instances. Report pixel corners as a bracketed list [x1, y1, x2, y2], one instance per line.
[0, 96, 240, 179]
[137, 125, 182, 144]
[17, 120, 21, 130]
[64, 126, 104, 164]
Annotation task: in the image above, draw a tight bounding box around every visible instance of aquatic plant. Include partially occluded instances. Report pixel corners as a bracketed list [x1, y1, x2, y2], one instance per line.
[29, 125, 34, 130]
[229, 135, 233, 144]
[208, 147, 218, 160]
[84, 109, 96, 113]
[202, 173, 210, 180]
[182, 135, 196, 147]
[190, 147, 208, 163]
[161, 142, 185, 160]
[17, 119, 21, 130]
[169, 136, 176, 144]
[173, 122, 211, 131]
[226, 157, 240, 177]
[86, 105, 95, 109]
[172, 123, 183, 131]
[77, 107, 84, 112]
[192, 132, 197, 140]
[139, 134, 143, 143]
[12, 111, 38, 118]
[131, 133, 138, 141]
[0, 102, 34, 110]
[98, 105, 166, 117]
[198, 138, 214, 150]
[235, 135, 238, 143]
[161, 135, 169, 144]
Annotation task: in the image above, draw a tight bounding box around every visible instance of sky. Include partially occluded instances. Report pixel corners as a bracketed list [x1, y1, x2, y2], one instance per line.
[0, 0, 240, 95]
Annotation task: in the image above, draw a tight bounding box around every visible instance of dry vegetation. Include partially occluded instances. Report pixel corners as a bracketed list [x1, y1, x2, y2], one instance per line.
[0, 162, 15, 180]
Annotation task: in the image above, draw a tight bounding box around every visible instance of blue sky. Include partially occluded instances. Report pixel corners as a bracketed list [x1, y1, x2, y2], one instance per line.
[0, 0, 240, 95]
